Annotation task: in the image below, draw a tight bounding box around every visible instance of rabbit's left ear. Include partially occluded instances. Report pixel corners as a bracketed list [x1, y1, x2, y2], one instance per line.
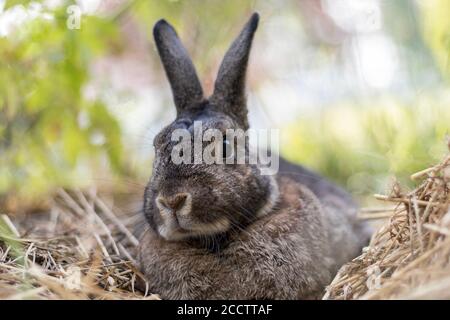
[211, 13, 259, 122]
[153, 19, 204, 113]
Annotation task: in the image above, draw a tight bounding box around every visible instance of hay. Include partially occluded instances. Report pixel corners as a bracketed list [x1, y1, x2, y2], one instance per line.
[0, 189, 158, 300]
[324, 153, 450, 300]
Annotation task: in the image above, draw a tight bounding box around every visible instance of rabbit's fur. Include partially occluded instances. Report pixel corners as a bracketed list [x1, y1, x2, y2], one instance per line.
[138, 13, 371, 299]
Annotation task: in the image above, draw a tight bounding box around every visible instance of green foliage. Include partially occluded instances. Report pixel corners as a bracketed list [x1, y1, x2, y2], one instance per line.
[0, 216, 23, 264]
[419, 0, 450, 80]
[4, 0, 34, 9]
[0, 2, 124, 199]
[281, 95, 449, 198]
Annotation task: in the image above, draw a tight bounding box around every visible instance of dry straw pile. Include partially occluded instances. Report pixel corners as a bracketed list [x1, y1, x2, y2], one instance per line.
[0, 189, 157, 300]
[1, 151, 449, 300]
[325, 151, 450, 299]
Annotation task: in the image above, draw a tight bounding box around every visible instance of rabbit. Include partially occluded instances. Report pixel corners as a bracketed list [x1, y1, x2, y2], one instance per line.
[137, 12, 372, 299]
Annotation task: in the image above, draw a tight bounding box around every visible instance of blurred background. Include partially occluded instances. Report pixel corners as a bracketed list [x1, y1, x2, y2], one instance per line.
[0, 0, 449, 209]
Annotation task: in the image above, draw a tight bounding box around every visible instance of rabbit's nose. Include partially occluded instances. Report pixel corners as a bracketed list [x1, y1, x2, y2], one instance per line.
[157, 193, 191, 213]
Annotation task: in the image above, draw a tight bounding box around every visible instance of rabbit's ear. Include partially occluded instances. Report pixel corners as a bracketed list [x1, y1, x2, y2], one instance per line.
[153, 19, 203, 112]
[211, 13, 259, 120]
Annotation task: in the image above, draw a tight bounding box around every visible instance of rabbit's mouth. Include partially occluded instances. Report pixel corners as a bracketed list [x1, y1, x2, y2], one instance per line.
[156, 223, 189, 241]
[156, 213, 231, 241]
[154, 191, 231, 241]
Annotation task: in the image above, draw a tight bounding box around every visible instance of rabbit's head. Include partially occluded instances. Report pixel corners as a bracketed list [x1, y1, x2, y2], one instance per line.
[144, 13, 278, 243]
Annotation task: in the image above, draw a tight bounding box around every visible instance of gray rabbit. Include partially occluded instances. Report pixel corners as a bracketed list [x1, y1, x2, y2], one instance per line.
[138, 13, 371, 299]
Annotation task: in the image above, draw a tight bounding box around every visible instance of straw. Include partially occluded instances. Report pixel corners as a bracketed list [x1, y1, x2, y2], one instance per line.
[324, 153, 450, 300]
[0, 189, 158, 300]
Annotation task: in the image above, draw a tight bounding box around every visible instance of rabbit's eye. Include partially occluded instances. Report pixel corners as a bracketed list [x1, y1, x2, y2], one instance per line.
[222, 137, 233, 159]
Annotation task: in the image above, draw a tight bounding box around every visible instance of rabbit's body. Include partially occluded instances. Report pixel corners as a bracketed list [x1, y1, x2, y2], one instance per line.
[278, 158, 371, 268]
[138, 13, 371, 299]
[139, 172, 369, 299]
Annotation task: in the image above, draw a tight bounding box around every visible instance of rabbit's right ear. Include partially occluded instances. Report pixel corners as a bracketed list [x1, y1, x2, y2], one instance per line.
[153, 20, 204, 113]
[210, 13, 259, 125]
